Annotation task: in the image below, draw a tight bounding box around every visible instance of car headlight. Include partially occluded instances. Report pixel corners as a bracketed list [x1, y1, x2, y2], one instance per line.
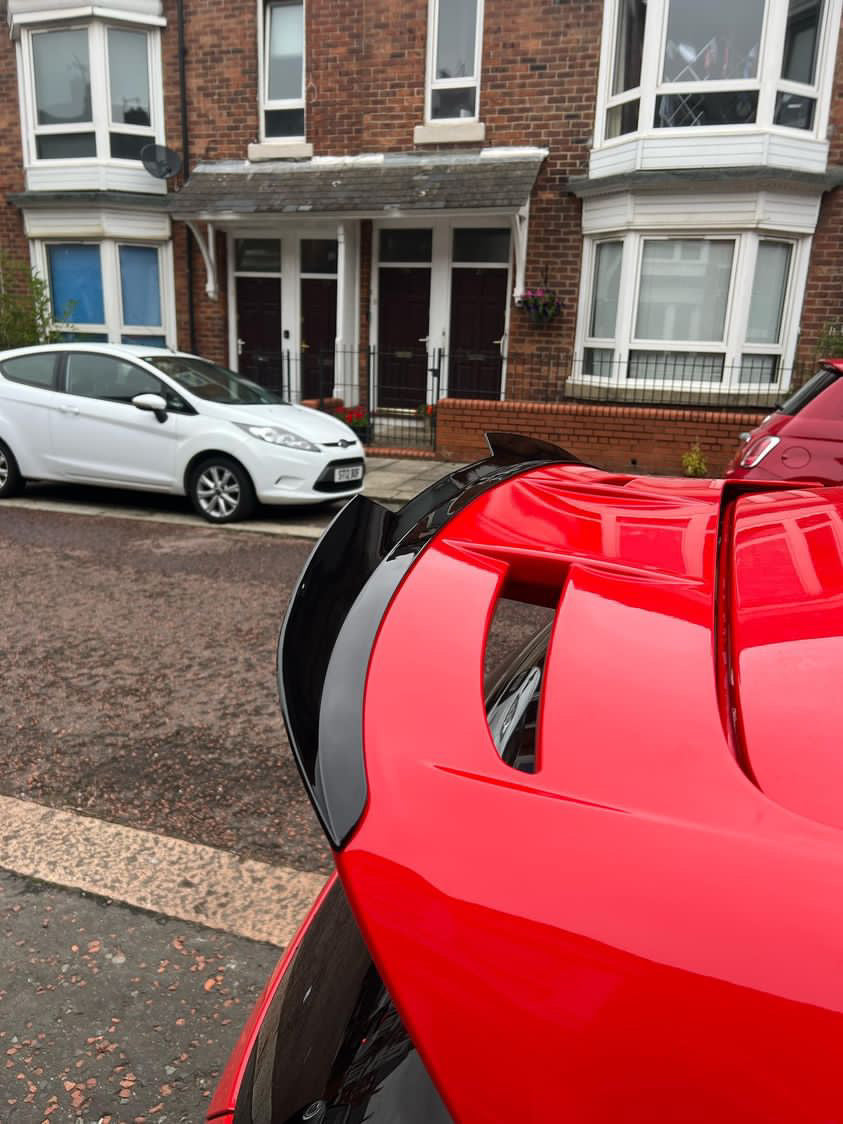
[235, 424, 320, 452]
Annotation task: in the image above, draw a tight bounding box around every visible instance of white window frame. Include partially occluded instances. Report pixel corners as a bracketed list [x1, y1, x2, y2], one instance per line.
[594, 0, 842, 148]
[425, 0, 485, 124]
[18, 19, 164, 168]
[577, 230, 807, 392]
[33, 238, 175, 346]
[259, 0, 306, 142]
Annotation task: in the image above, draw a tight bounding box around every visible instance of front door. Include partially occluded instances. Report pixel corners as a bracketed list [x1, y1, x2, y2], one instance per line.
[301, 280, 337, 399]
[236, 276, 283, 392]
[448, 268, 508, 399]
[378, 267, 431, 408]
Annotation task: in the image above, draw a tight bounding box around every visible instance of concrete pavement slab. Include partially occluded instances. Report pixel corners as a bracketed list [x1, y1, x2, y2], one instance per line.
[0, 794, 325, 948]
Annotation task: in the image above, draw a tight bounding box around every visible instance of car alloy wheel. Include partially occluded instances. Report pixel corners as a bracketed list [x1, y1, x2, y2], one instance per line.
[0, 440, 23, 499]
[189, 456, 255, 524]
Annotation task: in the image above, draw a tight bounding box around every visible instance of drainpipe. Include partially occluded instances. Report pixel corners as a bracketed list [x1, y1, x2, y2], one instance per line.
[177, 0, 197, 353]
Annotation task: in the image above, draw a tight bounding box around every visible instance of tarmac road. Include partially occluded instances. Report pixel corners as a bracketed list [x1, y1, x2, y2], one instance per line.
[0, 499, 551, 1120]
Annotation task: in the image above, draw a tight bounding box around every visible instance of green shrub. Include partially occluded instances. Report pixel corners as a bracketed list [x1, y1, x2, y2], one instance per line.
[815, 321, 843, 360]
[0, 253, 63, 349]
[681, 442, 708, 478]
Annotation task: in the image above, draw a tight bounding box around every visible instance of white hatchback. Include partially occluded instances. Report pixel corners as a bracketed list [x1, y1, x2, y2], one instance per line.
[0, 344, 366, 523]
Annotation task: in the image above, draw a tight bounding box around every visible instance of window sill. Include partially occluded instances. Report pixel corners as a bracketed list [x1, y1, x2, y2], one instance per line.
[414, 121, 486, 145]
[248, 141, 313, 161]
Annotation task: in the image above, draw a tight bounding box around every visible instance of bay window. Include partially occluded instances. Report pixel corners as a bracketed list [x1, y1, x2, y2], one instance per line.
[22, 21, 160, 164]
[426, 0, 484, 121]
[580, 232, 801, 388]
[597, 0, 839, 147]
[41, 241, 170, 345]
[263, 0, 306, 139]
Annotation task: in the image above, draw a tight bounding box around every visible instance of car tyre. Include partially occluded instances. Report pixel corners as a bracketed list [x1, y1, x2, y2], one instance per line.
[189, 456, 256, 524]
[0, 440, 24, 498]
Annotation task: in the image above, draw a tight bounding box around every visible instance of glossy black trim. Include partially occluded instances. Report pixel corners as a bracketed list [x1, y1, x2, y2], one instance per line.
[231, 880, 453, 1124]
[278, 432, 588, 848]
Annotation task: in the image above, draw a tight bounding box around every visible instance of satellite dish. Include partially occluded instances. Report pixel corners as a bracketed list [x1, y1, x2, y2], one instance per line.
[141, 143, 182, 179]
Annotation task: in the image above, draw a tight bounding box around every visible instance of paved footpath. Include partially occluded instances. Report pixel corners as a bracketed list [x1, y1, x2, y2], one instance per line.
[4, 454, 463, 540]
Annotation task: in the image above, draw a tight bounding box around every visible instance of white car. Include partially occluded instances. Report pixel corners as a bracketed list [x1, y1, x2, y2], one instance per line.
[0, 344, 365, 523]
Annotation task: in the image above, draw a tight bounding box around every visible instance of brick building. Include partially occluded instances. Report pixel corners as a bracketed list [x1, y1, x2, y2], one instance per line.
[1, 0, 842, 468]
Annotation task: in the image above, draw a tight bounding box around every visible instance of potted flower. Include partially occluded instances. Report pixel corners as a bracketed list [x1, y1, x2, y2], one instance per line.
[337, 404, 372, 444]
[518, 288, 563, 325]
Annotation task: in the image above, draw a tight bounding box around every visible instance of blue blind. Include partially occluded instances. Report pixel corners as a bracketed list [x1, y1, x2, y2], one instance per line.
[120, 245, 162, 326]
[48, 244, 104, 324]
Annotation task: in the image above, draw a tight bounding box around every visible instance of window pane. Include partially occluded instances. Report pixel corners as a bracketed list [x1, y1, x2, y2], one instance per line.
[119, 245, 162, 327]
[628, 351, 725, 381]
[33, 29, 91, 125]
[635, 240, 733, 342]
[774, 91, 816, 129]
[452, 228, 510, 263]
[48, 244, 104, 324]
[740, 354, 779, 383]
[662, 0, 764, 82]
[301, 239, 338, 273]
[267, 0, 304, 101]
[123, 334, 168, 347]
[36, 133, 97, 159]
[613, 0, 646, 94]
[110, 133, 150, 161]
[235, 239, 281, 272]
[1, 354, 57, 389]
[747, 241, 791, 344]
[782, 0, 822, 85]
[58, 331, 109, 342]
[108, 28, 151, 126]
[436, 0, 477, 80]
[431, 86, 476, 119]
[380, 229, 433, 263]
[655, 91, 758, 127]
[606, 100, 639, 137]
[583, 348, 615, 377]
[265, 108, 305, 137]
[590, 241, 622, 339]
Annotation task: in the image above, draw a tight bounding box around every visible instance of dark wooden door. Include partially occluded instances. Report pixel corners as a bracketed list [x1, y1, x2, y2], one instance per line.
[448, 268, 508, 399]
[300, 278, 337, 400]
[378, 267, 430, 408]
[236, 276, 283, 391]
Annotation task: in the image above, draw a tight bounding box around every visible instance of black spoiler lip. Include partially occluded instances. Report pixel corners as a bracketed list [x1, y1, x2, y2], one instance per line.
[277, 433, 588, 848]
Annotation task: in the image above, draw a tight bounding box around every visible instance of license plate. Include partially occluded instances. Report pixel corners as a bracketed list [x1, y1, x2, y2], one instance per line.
[334, 465, 363, 483]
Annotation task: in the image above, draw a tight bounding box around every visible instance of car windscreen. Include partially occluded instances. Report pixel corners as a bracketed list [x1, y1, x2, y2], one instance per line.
[779, 367, 840, 416]
[143, 355, 285, 405]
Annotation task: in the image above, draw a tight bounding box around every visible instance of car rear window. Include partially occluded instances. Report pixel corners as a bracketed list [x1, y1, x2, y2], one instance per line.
[0, 353, 57, 389]
[779, 367, 841, 416]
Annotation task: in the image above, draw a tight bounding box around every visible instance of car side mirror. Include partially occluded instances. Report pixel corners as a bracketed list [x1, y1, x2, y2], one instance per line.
[132, 392, 168, 423]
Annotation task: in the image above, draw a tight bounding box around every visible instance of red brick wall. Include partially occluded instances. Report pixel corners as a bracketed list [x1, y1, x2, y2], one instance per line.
[0, 25, 30, 278]
[797, 25, 843, 363]
[435, 398, 767, 476]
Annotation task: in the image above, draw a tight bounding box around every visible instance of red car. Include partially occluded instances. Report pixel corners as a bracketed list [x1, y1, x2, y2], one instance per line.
[728, 359, 843, 484]
[209, 435, 843, 1123]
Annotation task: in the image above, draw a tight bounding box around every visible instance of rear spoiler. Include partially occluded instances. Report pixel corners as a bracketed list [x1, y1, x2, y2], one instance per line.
[277, 433, 587, 847]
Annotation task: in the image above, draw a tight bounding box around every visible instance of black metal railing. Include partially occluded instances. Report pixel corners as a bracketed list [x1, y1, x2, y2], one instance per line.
[236, 347, 821, 452]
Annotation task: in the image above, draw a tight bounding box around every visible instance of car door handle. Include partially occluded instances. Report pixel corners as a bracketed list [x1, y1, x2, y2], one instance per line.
[58, 405, 80, 415]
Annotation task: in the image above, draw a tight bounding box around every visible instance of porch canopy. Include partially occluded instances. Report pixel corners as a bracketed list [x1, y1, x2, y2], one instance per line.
[167, 147, 547, 299]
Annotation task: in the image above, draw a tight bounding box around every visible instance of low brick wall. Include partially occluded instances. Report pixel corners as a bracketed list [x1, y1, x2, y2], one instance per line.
[435, 398, 769, 476]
